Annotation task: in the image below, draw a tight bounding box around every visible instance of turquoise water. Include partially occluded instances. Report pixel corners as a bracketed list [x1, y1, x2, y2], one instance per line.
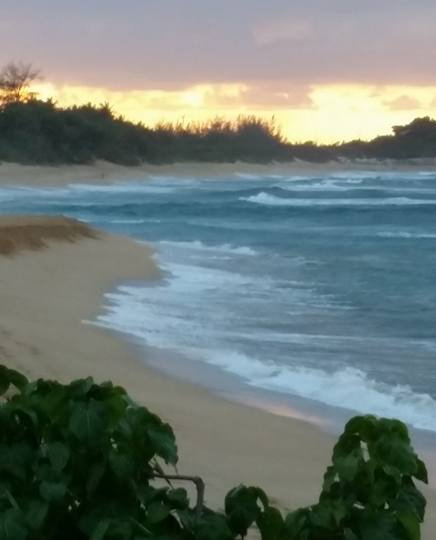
[2, 170, 436, 431]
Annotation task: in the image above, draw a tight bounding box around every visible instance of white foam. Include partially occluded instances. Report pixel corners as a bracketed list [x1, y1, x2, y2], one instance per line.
[248, 364, 436, 432]
[109, 218, 148, 224]
[68, 181, 177, 195]
[159, 240, 257, 256]
[377, 231, 436, 239]
[179, 347, 436, 432]
[94, 262, 436, 433]
[241, 192, 436, 207]
[235, 173, 262, 180]
[94, 282, 436, 431]
[277, 181, 436, 195]
[0, 181, 180, 201]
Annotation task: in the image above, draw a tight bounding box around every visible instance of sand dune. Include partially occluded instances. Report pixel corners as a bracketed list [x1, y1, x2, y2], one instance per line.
[0, 215, 97, 255]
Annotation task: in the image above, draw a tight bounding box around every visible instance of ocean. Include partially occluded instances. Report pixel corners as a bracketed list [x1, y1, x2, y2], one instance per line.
[2, 170, 436, 434]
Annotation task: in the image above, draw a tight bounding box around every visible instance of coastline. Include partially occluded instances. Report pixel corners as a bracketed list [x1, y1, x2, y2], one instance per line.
[0, 220, 435, 537]
[0, 158, 435, 187]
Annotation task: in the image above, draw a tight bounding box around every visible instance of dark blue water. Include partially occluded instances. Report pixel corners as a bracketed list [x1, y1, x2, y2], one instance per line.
[1, 171, 436, 430]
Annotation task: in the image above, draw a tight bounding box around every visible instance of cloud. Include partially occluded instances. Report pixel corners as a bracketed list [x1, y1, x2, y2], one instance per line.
[1, 0, 436, 91]
[383, 95, 423, 111]
[0, 1, 435, 89]
[254, 20, 312, 45]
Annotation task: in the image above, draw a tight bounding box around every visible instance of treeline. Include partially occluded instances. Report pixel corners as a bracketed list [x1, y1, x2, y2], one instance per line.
[1, 99, 436, 165]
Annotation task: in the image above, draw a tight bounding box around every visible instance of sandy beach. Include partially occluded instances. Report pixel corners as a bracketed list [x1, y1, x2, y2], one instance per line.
[0, 158, 435, 187]
[0, 216, 434, 537]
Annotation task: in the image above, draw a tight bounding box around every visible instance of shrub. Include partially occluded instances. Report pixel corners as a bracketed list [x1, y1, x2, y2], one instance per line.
[0, 365, 428, 539]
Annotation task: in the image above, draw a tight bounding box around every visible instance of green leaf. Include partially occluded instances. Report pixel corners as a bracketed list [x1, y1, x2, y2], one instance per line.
[109, 450, 135, 480]
[86, 462, 106, 495]
[344, 529, 359, 540]
[147, 425, 178, 465]
[90, 519, 111, 540]
[194, 514, 233, 540]
[397, 512, 420, 540]
[0, 509, 28, 540]
[0, 443, 33, 481]
[47, 441, 70, 472]
[39, 480, 67, 503]
[225, 485, 266, 536]
[25, 500, 48, 530]
[308, 503, 336, 531]
[0, 365, 28, 396]
[69, 400, 106, 443]
[358, 510, 398, 540]
[343, 415, 378, 442]
[69, 377, 94, 397]
[395, 484, 427, 521]
[373, 434, 417, 475]
[147, 501, 170, 524]
[283, 509, 310, 540]
[334, 449, 363, 482]
[415, 459, 428, 484]
[166, 488, 189, 510]
[257, 506, 284, 540]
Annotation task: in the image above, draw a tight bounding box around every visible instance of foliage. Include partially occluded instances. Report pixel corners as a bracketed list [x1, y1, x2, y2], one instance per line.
[0, 365, 428, 540]
[1, 92, 436, 165]
[0, 63, 41, 106]
[0, 99, 289, 165]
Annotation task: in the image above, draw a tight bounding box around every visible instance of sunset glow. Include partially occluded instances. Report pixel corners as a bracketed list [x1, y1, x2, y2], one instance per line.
[2, 0, 435, 144]
[32, 81, 436, 143]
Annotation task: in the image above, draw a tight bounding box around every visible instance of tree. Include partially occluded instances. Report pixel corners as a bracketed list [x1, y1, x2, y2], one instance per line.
[0, 61, 41, 105]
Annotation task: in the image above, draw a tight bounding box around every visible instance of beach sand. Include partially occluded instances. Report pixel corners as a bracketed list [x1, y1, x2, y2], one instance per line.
[0, 217, 434, 536]
[0, 158, 435, 187]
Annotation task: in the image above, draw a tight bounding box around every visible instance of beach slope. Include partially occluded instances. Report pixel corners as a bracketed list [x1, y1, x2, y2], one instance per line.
[0, 216, 434, 537]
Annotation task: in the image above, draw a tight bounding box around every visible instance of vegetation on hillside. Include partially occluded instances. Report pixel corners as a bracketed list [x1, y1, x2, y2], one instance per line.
[1, 62, 436, 165]
[0, 365, 428, 540]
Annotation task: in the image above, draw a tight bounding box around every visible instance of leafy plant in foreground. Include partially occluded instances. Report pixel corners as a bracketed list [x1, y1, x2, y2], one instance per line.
[0, 365, 428, 539]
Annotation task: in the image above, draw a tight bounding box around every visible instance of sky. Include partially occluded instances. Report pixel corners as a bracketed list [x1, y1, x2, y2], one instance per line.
[1, 0, 436, 142]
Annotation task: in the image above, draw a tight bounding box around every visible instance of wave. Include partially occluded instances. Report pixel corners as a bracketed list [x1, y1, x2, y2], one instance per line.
[376, 231, 436, 239]
[0, 181, 181, 201]
[235, 173, 262, 180]
[276, 180, 362, 192]
[108, 218, 148, 224]
[67, 181, 178, 195]
[276, 181, 436, 195]
[94, 269, 436, 432]
[241, 192, 436, 207]
[186, 351, 436, 432]
[94, 284, 436, 432]
[158, 240, 257, 256]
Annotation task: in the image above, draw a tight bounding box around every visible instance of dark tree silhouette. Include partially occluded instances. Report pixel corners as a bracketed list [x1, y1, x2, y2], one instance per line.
[0, 62, 41, 105]
[0, 61, 436, 165]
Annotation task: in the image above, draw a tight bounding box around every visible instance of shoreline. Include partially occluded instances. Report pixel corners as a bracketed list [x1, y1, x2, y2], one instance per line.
[97, 320, 436, 490]
[0, 158, 435, 187]
[0, 223, 334, 508]
[0, 221, 435, 536]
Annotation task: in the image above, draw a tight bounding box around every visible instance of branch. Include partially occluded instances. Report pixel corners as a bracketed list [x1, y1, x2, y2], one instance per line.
[152, 473, 205, 520]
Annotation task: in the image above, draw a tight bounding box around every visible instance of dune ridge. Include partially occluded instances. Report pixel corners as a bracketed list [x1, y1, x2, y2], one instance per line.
[0, 216, 97, 255]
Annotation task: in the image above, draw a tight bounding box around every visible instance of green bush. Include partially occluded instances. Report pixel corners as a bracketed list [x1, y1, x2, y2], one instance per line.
[2, 98, 436, 165]
[0, 365, 428, 539]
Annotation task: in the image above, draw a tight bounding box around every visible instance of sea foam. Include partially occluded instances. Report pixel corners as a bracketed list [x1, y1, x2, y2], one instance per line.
[159, 240, 257, 256]
[96, 280, 436, 432]
[241, 192, 436, 207]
